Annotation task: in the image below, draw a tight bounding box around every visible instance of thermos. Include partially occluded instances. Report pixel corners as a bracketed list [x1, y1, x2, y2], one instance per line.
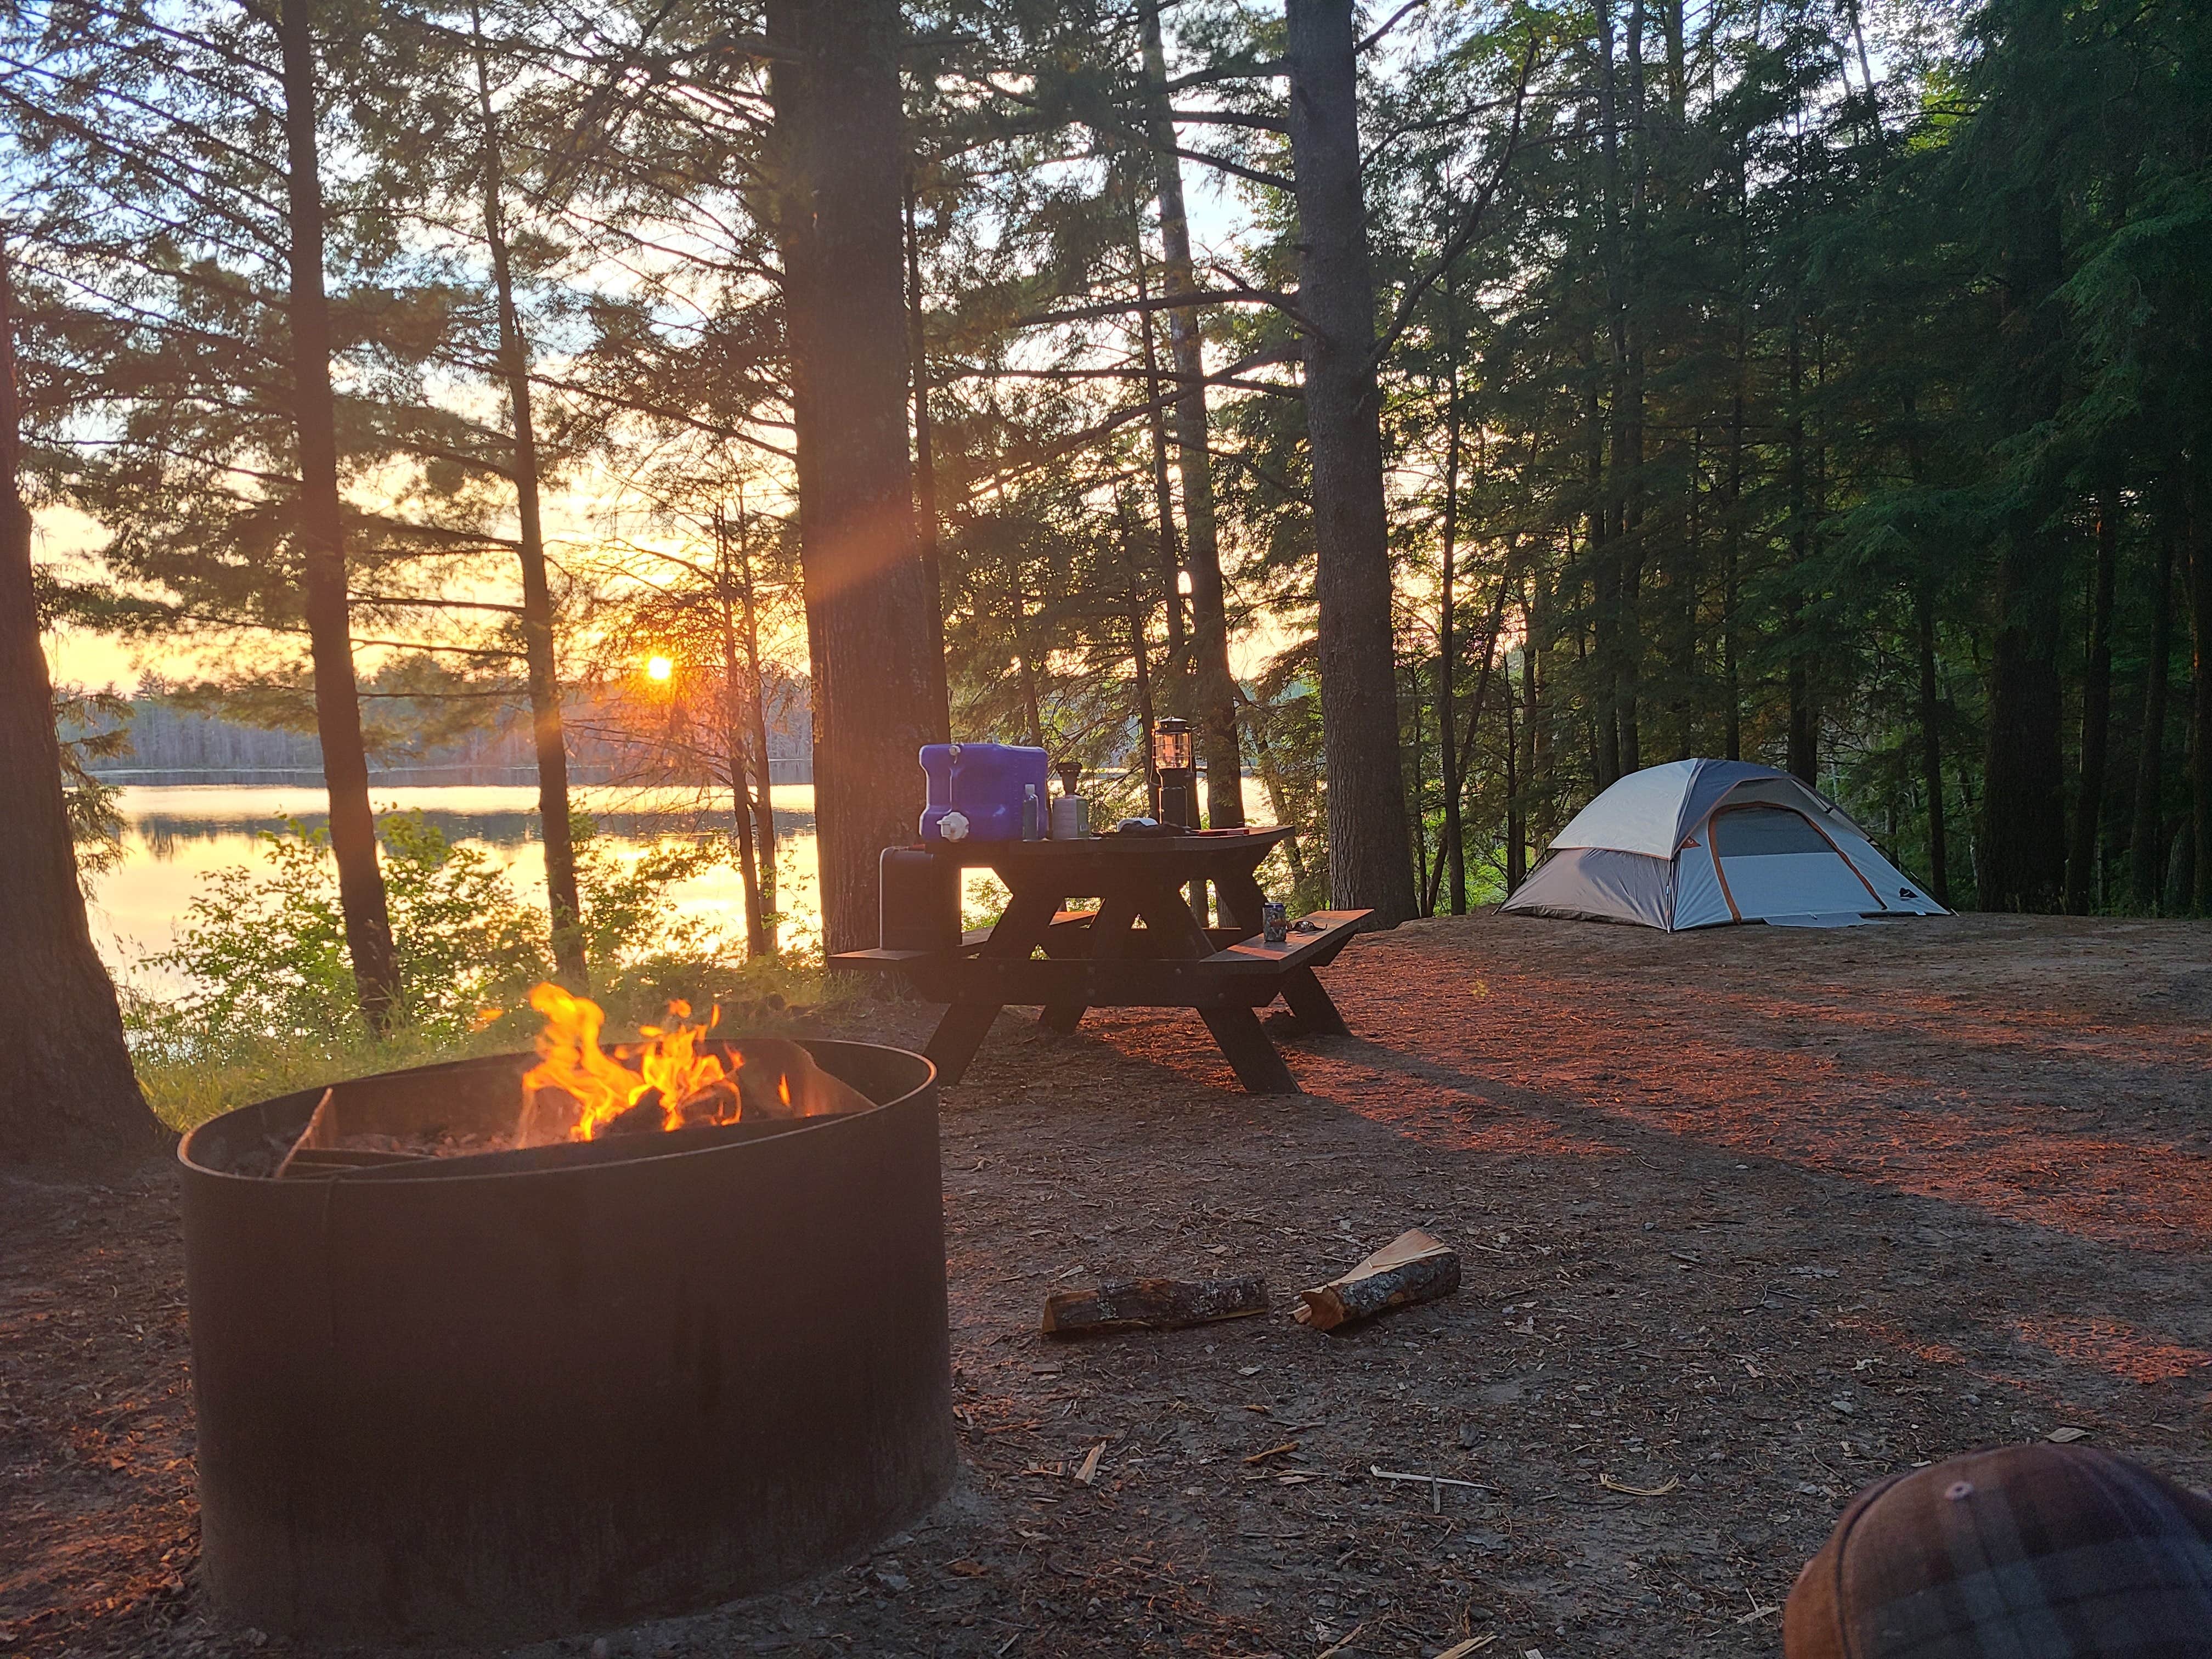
[1050, 759, 1089, 839]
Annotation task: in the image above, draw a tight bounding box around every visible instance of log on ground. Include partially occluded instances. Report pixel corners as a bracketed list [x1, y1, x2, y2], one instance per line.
[1295, 1229, 1459, 1331]
[1042, 1273, 1269, 1336]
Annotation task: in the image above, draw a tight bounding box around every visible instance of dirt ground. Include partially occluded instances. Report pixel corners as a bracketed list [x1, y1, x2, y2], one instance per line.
[5, 912, 2211, 1659]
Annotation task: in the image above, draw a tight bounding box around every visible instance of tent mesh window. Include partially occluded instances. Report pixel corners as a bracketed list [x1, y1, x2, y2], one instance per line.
[1711, 805, 1835, 857]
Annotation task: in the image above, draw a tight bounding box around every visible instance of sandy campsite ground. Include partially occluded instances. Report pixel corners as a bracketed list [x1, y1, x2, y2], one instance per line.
[5, 912, 2211, 1658]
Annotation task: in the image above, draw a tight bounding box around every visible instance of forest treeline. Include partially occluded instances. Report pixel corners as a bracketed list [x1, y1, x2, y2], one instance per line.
[7, 0, 2212, 1009]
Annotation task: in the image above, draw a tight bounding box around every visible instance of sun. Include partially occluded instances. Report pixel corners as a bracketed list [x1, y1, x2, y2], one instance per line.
[645, 654, 674, 682]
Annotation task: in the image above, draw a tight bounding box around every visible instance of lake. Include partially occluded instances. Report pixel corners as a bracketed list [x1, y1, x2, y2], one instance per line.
[91, 783, 827, 993]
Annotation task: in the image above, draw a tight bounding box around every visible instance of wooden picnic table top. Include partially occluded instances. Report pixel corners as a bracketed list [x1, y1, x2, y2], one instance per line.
[912, 825, 1295, 877]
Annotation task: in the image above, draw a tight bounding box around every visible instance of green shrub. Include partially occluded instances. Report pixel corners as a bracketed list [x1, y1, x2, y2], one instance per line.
[125, 809, 832, 1130]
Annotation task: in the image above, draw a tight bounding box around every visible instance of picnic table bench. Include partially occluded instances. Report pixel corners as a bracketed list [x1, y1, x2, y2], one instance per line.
[831, 826, 1368, 1094]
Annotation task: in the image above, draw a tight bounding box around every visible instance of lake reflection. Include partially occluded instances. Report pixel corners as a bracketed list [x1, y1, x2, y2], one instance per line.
[93, 783, 823, 990]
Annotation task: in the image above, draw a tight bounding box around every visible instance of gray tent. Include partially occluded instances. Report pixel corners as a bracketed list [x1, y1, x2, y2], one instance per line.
[1500, 759, 1946, 930]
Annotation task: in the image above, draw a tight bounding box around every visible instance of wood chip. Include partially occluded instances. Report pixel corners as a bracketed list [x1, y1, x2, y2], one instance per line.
[1313, 1622, 1364, 1658]
[946, 1559, 989, 1578]
[1073, 1442, 1104, 1485]
[2047, 1425, 2091, 1443]
[1435, 1638, 1499, 1658]
[1598, 1473, 1680, 1497]
[1242, 1440, 1299, 1465]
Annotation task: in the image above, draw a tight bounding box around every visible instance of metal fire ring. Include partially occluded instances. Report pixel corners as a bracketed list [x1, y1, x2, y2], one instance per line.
[178, 1039, 955, 1644]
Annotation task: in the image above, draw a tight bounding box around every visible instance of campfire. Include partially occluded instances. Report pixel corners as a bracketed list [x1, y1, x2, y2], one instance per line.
[517, 982, 864, 1143]
[276, 984, 869, 1174]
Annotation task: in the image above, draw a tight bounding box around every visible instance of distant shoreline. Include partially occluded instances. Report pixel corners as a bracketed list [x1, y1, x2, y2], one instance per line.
[89, 758, 816, 787]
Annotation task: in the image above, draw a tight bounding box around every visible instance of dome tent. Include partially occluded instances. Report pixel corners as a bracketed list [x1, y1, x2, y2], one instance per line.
[1500, 759, 1946, 931]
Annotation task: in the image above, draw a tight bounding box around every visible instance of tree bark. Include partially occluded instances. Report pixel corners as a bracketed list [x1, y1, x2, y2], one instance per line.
[2128, 510, 2175, 910]
[1285, 0, 1415, 924]
[1130, 225, 1189, 718]
[1435, 289, 1466, 915]
[715, 511, 770, 961]
[766, 0, 945, 953]
[1915, 579, 1950, 906]
[904, 178, 952, 742]
[1138, 0, 1243, 826]
[1115, 496, 1160, 788]
[1613, 0, 1647, 774]
[280, 0, 399, 1026]
[734, 501, 778, 943]
[2191, 464, 2212, 913]
[2064, 485, 2119, 913]
[1785, 315, 1816, 784]
[0, 246, 157, 1164]
[472, 12, 582, 983]
[1977, 201, 2068, 914]
[1979, 524, 2068, 911]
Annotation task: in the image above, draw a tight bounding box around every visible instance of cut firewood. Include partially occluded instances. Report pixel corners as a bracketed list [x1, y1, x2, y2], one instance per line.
[1042, 1273, 1269, 1336]
[1294, 1229, 1460, 1331]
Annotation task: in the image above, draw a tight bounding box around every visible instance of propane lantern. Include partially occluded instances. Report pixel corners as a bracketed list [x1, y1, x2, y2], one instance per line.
[1153, 716, 1195, 827]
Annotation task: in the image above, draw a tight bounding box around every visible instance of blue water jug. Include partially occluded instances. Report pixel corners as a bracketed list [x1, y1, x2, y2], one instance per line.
[921, 743, 1049, 844]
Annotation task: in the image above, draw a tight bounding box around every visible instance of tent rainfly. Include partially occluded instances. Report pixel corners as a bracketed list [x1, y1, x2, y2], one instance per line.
[1500, 759, 1947, 931]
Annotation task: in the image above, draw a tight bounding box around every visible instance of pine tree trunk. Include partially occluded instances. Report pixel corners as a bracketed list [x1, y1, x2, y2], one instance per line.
[1614, 0, 1647, 775]
[1722, 151, 1749, 764]
[1285, 0, 1415, 924]
[2129, 514, 2175, 910]
[473, 15, 582, 983]
[1785, 317, 1816, 784]
[1131, 224, 1189, 718]
[280, 0, 398, 1026]
[1115, 498, 1160, 775]
[734, 509, 779, 941]
[1977, 202, 2069, 914]
[2064, 485, 2119, 913]
[1502, 638, 1523, 895]
[1980, 532, 2068, 911]
[716, 514, 770, 961]
[2191, 465, 2212, 913]
[1915, 580, 1950, 906]
[0, 248, 157, 1165]
[1436, 300, 1466, 915]
[1138, 0, 1243, 826]
[904, 180, 952, 742]
[766, 0, 944, 954]
[1584, 366, 1619, 783]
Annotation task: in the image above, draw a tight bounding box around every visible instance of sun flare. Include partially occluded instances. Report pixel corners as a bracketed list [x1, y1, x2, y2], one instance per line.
[645, 654, 674, 682]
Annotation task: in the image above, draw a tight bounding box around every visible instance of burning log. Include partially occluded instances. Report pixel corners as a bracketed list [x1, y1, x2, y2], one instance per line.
[1294, 1229, 1460, 1331]
[517, 990, 872, 1147]
[1042, 1273, 1270, 1336]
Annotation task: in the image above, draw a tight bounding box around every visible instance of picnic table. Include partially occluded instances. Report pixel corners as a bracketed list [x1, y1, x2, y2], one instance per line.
[831, 826, 1368, 1094]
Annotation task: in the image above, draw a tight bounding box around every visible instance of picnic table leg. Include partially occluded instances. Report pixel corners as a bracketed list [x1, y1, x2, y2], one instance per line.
[1279, 966, 1351, 1036]
[1131, 877, 1301, 1094]
[1039, 891, 1141, 1034]
[1215, 869, 1268, 935]
[1199, 1008, 1300, 1094]
[924, 1001, 1002, 1084]
[933, 886, 1063, 1081]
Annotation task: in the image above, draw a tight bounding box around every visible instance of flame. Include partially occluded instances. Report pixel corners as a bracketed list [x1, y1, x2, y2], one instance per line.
[521, 983, 738, 1141]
